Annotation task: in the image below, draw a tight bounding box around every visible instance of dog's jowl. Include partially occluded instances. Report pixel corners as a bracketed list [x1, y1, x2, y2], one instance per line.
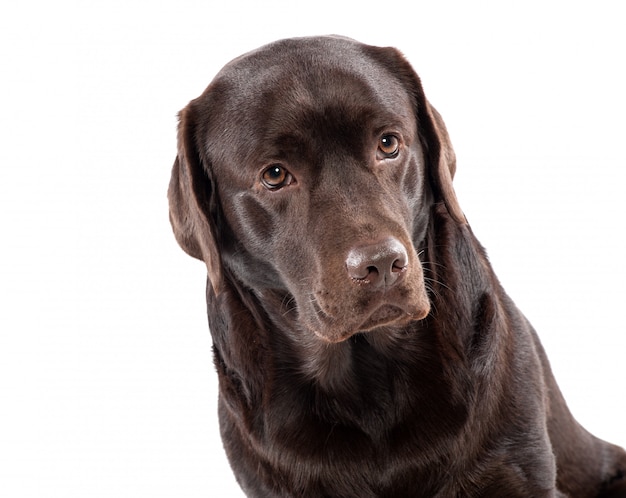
[168, 36, 626, 497]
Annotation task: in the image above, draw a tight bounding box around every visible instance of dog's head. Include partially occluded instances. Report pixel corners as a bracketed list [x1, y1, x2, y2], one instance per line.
[169, 36, 465, 343]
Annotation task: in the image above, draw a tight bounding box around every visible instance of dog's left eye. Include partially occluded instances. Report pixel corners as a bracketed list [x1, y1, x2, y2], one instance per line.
[378, 135, 400, 158]
[261, 164, 293, 190]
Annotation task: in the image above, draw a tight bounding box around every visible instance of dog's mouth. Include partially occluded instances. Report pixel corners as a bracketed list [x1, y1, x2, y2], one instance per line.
[300, 244, 432, 343]
[358, 304, 414, 332]
[307, 296, 430, 344]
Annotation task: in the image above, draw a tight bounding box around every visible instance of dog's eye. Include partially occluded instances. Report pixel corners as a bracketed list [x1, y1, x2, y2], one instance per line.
[378, 135, 400, 158]
[261, 164, 292, 190]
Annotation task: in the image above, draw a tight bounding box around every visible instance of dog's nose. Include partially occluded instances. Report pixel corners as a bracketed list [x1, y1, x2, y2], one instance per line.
[346, 238, 408, 290]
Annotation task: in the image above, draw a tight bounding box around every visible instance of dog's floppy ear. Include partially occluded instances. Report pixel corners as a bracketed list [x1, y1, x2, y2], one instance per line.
[168, 104, 223, 294]
[420, 101, 466, 224]
[366, 44, 466, 224]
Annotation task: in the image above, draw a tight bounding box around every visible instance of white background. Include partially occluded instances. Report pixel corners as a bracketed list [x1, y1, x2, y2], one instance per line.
[1, 1, 624, 496]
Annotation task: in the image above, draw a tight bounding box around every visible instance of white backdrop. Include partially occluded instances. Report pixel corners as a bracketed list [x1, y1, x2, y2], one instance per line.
[1, 1, 624, 496]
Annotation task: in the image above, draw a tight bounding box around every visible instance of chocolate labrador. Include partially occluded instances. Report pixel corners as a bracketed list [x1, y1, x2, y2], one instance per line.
[168, 36, 626, 497]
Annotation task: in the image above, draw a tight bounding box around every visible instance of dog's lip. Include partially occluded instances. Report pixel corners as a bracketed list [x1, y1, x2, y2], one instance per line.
[309, 300, 428, 343]
[357, 304, 409, 330]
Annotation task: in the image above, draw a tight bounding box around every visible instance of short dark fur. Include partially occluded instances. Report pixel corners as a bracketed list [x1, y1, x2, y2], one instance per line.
[168, 36, 626, 497]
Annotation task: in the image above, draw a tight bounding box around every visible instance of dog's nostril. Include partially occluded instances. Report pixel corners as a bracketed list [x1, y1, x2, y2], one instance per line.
[346, 238, 408, 289]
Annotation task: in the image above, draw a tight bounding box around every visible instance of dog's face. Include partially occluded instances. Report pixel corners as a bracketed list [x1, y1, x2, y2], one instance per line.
[169, 36, 464, 343]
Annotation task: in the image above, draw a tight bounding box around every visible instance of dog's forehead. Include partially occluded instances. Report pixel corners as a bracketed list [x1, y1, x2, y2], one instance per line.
[215, 36, 411, 117]
[203, 37, 415, 164]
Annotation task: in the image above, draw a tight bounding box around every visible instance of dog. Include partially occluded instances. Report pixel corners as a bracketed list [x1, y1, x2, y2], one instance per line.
[168, 36, 626, 497]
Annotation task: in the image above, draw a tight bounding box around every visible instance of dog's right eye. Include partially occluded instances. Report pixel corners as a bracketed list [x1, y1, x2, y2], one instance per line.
[261, 164, 293, 190]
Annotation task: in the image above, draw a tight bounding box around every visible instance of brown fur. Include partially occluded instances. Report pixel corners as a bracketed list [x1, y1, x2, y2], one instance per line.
[168, 36, 626, 497]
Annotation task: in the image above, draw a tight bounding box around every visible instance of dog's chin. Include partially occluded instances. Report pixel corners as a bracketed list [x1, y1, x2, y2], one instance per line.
[310, 303, 430, 344]
[359, 304, 417, 331]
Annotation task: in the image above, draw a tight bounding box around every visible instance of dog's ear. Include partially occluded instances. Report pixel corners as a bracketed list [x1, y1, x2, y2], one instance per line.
[168, 104, 223, 294]
[420, 101, 466, 224]
[371, 45, 466, 225]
